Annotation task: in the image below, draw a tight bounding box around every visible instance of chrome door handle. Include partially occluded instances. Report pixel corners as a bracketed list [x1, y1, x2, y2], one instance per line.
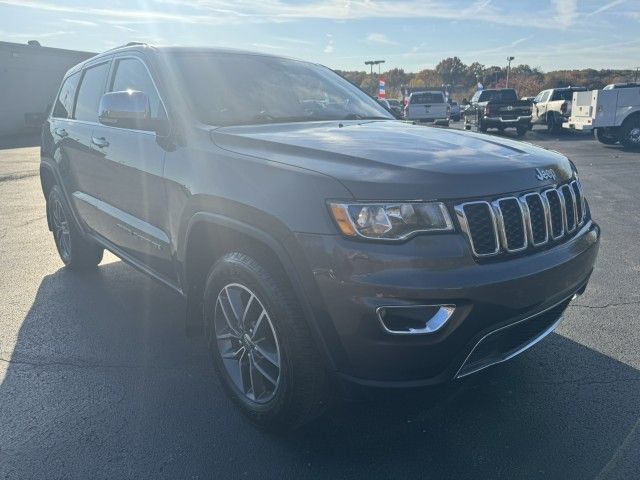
[91, 136, 109, 148]
[54, 128, 68, 138]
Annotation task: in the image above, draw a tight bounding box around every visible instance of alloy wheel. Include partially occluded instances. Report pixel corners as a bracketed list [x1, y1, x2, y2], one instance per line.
[51, 197, 71, 262]
[212, 283, 281, 404]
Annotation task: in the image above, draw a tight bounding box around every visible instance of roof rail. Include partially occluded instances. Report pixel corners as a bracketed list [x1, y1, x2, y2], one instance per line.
[101, 41, 149, 54]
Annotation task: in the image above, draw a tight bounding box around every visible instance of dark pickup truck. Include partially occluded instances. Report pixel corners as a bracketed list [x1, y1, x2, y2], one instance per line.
[464, 88, 532, 136]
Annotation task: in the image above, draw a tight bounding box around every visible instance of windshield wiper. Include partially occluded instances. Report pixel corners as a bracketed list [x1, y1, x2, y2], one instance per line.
[341, 114, 391, 120]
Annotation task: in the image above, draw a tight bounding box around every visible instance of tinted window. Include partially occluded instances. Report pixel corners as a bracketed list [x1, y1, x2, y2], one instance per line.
[52, 73, 80, 119]
[75, 62, 110, 122]
[111, 58, 164, 120]
[410, 92, 444, 104]
[165, 53, 392, 126]
[479, 89, 518, 103]
[551, 89, 582, 101]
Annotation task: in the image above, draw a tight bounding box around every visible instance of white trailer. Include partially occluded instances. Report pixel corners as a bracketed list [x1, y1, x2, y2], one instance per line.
[563, 84, 640, 148]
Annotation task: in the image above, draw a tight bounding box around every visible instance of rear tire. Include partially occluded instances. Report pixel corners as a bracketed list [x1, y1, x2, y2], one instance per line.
[203, 252, 329, 431]
[546, 113, 561, 133]
[47, 185, 103, 269]
[620, 115, 640, 149]
[595, 128, 619, 145]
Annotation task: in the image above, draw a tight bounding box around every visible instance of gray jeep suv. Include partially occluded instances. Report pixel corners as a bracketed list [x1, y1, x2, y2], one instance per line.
[41, 44, 600, 429]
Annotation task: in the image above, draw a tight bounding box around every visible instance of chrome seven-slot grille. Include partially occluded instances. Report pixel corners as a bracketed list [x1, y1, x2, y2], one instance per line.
[455, 180, 587, 257]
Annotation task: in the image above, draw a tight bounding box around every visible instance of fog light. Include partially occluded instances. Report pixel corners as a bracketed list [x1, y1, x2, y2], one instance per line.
[376, 305, 455, 335]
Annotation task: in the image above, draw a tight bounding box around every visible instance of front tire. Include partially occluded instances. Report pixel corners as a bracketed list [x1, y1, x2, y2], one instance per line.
[620, 115, 640, 149]
[47, 185, 103, 269]
[204, 252, 329, 430]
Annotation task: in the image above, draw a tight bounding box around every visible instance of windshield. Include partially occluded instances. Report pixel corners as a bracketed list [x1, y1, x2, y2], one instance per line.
[165, 53, 392, 126]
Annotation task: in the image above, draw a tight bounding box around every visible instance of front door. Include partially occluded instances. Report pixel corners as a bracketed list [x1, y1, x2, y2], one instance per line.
[77, 55, 174, 282]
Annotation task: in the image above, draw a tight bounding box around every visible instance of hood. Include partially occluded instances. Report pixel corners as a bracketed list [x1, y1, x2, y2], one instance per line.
[211, 120, 573, 200]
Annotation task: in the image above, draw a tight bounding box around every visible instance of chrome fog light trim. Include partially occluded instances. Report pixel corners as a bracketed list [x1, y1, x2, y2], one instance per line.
[376, 304, 456, 335]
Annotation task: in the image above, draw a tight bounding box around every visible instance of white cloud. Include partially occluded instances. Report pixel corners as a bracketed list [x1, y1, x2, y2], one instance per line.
[62, 19, 98, 27]
[365, 33, 398, 45]
[588, 0, 626, 16]
[0, 0, 593, 30]
[551, 0, 577, 28]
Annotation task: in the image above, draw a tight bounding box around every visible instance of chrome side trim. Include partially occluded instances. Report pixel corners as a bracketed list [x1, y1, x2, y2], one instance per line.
[376, 305, 456, 335]
[492, 197, 527, 253]
[454, 294, 572, 379]
[454, 201, 500, 257]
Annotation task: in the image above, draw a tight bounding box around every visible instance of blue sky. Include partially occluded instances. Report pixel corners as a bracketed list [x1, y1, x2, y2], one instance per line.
[1, 0, 638, 72]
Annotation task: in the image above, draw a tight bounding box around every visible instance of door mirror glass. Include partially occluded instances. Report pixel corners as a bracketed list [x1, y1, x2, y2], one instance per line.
[98, 90, 159, 131]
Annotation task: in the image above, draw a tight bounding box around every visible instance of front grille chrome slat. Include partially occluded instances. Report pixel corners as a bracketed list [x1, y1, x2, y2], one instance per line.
[492, 197, 527, 253]
[456, 181, 588, 259]
[520, 193, 549, 246]
[454, 201, 500, 257]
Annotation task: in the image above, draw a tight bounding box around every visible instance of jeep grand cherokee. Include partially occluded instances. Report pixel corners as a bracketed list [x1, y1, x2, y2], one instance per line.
[40, 44, 600, 429]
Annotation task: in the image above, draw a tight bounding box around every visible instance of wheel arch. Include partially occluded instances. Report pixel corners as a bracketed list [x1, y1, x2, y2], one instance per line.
[181, 212, 337, 371]
[40, 163, 57, 231]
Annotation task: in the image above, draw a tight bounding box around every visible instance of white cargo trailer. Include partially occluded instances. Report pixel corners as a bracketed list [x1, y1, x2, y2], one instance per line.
[563, 84, 640, 148]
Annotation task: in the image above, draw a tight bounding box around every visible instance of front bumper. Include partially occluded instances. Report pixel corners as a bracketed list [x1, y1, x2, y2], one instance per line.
[295, 221, 600, 388]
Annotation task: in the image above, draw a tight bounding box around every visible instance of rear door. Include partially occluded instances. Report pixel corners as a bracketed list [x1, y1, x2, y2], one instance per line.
[63, 59, 112, 220]
[77, 54, 174, 280]
[48, 70, 81, 202]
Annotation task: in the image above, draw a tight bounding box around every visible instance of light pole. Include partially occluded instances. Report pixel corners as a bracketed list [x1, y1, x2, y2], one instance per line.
[506, 56, 515, 88]
[365, 59, 385, 75]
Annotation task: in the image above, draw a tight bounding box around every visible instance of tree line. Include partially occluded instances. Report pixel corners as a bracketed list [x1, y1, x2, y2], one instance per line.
[336, 56, 638, 102]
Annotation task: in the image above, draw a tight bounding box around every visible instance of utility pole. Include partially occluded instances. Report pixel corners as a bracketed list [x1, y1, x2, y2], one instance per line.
[506, 56, 515, 88]
[635, 67, 639, 82]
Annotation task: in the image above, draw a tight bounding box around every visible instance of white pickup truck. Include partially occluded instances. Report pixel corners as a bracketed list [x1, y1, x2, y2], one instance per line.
[531, 87, 586, 133]
[563, 83, 640, 148]
[404, 91, 450, 126]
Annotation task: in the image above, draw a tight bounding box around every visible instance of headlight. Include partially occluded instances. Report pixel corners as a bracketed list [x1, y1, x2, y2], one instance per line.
[328, 201, 453, 240]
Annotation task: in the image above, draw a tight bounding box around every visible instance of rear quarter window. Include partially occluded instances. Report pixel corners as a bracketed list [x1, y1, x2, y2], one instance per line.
[52, 73, 80, 119]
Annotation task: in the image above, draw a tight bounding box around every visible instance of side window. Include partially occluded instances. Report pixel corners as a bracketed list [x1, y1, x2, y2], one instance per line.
[110, 58, 165, 121]
[74, 62, 110, 122]
[533, 92, 543, 103]
[540, 91, 551, 103]
[52, 73, 80, 118]
[471, 91, 481, 102]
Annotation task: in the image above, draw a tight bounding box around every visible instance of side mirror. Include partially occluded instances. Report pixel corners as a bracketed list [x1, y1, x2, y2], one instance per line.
[98, 90, 159, 131]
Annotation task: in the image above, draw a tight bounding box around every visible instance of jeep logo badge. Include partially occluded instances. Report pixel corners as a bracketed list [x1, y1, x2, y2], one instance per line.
[535, 168, 556, 181]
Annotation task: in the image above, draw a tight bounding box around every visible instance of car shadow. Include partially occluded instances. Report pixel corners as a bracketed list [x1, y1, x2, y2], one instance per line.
[1, 261, 639, 479]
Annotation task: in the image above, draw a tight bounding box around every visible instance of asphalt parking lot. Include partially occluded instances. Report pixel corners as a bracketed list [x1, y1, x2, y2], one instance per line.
[1, 127, 639, 479]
